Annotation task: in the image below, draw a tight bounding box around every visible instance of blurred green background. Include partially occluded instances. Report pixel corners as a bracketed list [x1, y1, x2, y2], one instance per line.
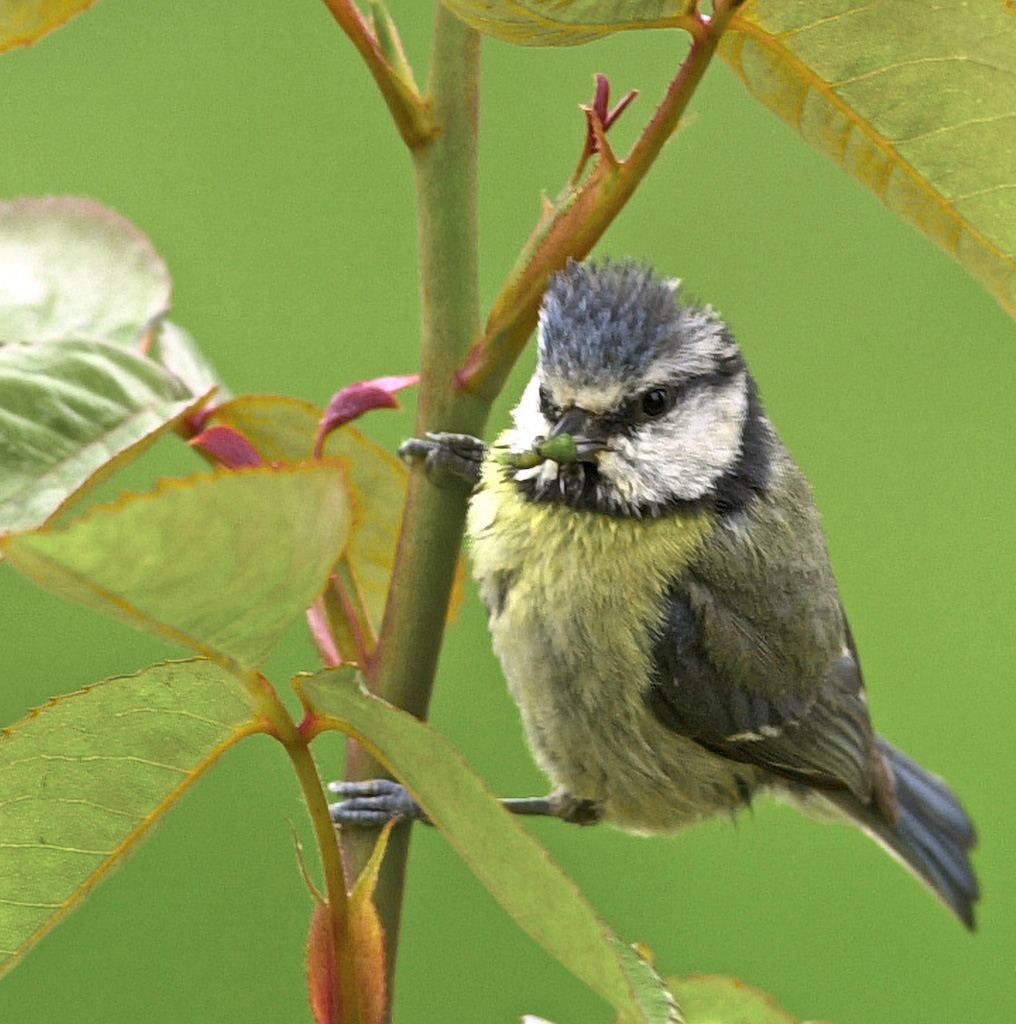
[1, 3, 1012, 1022]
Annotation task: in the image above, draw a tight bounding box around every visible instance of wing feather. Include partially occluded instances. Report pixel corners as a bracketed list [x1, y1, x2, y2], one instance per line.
[648, 588, 891, 810]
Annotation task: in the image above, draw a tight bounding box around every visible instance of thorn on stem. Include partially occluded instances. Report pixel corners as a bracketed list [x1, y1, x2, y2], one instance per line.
[572, 73, 639, 184]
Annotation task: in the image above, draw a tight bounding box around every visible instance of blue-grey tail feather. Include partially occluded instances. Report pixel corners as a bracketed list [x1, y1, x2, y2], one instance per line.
[833, 737, 979, 929]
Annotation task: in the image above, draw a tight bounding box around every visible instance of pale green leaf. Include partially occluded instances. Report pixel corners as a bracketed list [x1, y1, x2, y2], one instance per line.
[722, 0, 1016, 319]
[667, 974, 832, 1024]
[298, 668, 680, 1024]
[0, 0, 100, 54]
[0, 659, 261, 977]
[3, 463, 353, 669]
[0, 339, 205, 531]
[149, 320, 230, 401]
[0, 198, 170, 345]
[441, 0, 694, 46]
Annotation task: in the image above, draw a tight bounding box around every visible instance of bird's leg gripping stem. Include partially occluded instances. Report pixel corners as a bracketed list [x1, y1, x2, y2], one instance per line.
[329, 780, 605, 827]
[399, 432, 487, 487]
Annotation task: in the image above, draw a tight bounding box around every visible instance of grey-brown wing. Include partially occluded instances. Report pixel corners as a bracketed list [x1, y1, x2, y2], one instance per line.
[647, 588, 889, 809]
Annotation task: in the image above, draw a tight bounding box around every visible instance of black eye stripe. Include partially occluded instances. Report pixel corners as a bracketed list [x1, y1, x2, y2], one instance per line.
[536, 361, 743, 431]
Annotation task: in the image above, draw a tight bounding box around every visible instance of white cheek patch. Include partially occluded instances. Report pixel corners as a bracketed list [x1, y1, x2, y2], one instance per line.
[602, 375, 748, 506]
[509, 376, 549, 448]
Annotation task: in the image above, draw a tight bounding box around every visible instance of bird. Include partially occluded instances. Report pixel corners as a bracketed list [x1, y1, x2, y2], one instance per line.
[331, 259, 979, 929]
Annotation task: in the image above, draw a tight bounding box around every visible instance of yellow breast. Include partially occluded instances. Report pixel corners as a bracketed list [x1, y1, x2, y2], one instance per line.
[468, 456, 713, 616]
[465, 456, 741, 831]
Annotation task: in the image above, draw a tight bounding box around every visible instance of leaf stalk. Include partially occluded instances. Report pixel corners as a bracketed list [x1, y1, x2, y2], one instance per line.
[258, 679, 357, 1021]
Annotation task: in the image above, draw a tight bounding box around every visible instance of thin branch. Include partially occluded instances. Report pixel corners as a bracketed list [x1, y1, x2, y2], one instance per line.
[456, 0, 746, 402]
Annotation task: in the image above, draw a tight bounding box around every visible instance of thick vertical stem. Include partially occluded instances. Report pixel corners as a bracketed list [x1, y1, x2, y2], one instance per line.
[341, 6, 485, 1013]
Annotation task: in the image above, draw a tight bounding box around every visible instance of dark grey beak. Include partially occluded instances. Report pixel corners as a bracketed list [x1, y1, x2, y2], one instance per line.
[547, 407, 607, 464]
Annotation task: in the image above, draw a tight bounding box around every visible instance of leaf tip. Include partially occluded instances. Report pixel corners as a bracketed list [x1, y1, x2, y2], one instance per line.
[314, 374, 419, 457]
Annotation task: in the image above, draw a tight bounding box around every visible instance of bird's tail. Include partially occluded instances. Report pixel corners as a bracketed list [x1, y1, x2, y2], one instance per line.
[831, 736, 979, 929]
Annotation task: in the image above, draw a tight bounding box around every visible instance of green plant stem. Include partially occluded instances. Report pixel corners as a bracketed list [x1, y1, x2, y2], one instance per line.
[341, 5, 486, 1011]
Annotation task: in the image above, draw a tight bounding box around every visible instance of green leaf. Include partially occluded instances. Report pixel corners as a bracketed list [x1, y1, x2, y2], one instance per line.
[0, 198, 171, 345]
[667, 974, 831, 1024]
[207, 396, 409, 642]
[0, 338, 207, 532]
[3, 463, 353, 669]
[0, 658, 262, 977]
[0, 0, 101, 54]
[298, 668, 679, 1024]
[441, 0, 695, 46]
[721, 1, 1016, 319]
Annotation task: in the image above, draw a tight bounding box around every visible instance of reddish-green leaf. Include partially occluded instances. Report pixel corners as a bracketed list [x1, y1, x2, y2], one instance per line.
[0, 198, 170, 345]
[0, 659, 262, 977]
[307, 899, 339, 1024]
[305, 821, 393, 1024]
[190, 426, 266, 469]
[3, 463, 353, 669]
[207, 395, 470, 658]
[347, 820, 394, 1024]
[314, 374, 417, 456]
[299, 668, 679, 1024]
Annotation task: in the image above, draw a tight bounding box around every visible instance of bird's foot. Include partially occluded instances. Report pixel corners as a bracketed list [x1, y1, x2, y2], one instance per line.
[399, 432, 487, 487]
[329, 779, 604, 829]
[329, 779, 430, 826]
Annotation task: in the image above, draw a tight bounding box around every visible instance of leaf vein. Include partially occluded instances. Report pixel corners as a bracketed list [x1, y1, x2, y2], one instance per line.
[953, 182, 1016, 205]
[112, 706, 237, 730]
[723, 18, 1016, 317]
[0, 794, 143, 819]
[833, 54, 1011, 89]
[0, 842, 110, 856]
[777, 1, 882, 41]
[5, 753, 190, 774]
[0, 899, 63, 909]
[895, 110, 1016, 147]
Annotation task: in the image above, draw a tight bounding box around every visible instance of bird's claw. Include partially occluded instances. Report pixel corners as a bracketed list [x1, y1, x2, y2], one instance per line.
[328, 778, 430, 826]
[398, 432, 487, 487]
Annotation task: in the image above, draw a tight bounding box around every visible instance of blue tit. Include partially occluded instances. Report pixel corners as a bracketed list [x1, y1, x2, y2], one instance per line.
[332, 259, 979, 929]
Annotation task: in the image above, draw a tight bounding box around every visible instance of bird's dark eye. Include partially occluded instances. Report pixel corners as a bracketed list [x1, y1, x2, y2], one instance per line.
[640, 387, 675, 418]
